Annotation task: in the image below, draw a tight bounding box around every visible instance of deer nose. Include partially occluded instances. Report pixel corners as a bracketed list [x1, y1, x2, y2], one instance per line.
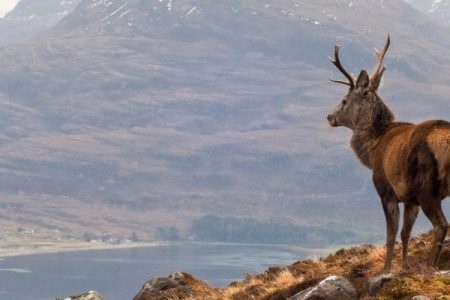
[327, 114, 333, 122]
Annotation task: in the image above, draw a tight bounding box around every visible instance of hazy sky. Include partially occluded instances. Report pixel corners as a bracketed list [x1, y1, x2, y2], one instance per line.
[0, 0, 19, 18]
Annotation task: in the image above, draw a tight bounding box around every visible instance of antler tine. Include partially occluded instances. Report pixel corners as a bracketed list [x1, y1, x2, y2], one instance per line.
[369, 34, 390, 82]
[329, 79, 352, 86]
[329, 44, 355, 89]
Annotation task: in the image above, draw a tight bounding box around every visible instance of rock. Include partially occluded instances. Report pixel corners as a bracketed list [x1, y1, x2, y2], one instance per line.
[367, 273, 395, 296]
[412, 296, 431, 300]
[288, 275, 357, 300]
[435, 270, 450, 278]
[58, 291, 105, 300]
[132, 277, 181, 300]
[143, 277, 180, 292]
[133, 271, 206, 300]
[168, 271, 190, 285]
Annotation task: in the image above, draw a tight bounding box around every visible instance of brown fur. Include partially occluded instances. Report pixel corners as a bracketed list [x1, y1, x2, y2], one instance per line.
[327, 37, 450, 272]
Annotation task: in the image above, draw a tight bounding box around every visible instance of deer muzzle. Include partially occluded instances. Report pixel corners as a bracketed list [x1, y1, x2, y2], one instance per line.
[327, 114, 339, 127]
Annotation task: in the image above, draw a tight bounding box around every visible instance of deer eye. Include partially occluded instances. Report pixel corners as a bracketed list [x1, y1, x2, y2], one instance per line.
[342, 100, 347, 105]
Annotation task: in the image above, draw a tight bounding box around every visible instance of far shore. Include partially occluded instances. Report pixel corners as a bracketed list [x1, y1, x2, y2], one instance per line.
[0, 239, 170, 259]
[0, 238, 335, 260]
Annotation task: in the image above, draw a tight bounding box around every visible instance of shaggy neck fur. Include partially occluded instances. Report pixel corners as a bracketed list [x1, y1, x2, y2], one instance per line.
[350, 94, 395, 169]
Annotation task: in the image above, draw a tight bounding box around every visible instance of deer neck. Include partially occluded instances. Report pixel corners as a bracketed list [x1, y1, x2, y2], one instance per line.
[350, 125, 384, 169]
[349, 97, 395, 169]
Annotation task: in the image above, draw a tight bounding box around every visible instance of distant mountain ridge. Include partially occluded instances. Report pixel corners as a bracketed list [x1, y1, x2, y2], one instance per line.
[0, 0, 81, 45]
[3, 0, 80, 21]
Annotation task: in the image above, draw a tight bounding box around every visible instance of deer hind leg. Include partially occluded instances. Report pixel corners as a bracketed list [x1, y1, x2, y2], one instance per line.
[420, 199, 448, 268]
[382, 199, 400, 272]
[400, 203, 420, 270]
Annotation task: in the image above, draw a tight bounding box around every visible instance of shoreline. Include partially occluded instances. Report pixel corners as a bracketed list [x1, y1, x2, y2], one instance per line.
[0, 239, 170, 259]
[0, 239, 334, 260]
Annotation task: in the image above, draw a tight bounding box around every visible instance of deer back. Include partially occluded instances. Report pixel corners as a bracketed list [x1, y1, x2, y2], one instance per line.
[372, 120, 450, 201]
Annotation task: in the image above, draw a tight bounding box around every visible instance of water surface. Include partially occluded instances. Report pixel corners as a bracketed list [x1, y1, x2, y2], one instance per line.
[0, 243, 321, 300]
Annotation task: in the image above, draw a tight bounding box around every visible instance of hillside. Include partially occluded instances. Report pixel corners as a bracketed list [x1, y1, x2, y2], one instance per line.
[0, 0, 450, 245]
[128, 229, 450, 300]
[0, 0, 81, 45]
[406, 0, 450, 25]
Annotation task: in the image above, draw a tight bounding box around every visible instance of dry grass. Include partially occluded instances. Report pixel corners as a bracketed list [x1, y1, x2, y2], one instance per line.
[144, 228, 450, 300]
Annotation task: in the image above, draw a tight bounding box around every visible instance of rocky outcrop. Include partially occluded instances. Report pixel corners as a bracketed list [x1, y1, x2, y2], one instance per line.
[57, 291, 105, 300]
[288, 275, 357, 300]
[367, 273, 395, 296]
[435, 270, 450, 278]
[412, 296, 431, 300]
[133, 271, 209, 300]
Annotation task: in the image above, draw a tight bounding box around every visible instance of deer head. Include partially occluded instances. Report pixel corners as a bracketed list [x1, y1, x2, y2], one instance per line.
[327, 35, 392, 131]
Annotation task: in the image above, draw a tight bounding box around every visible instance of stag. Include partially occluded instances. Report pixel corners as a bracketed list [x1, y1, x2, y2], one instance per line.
[327, 35, 450, 272]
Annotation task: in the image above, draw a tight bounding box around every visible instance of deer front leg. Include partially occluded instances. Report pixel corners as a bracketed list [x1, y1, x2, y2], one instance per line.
[400, 203, 420, 270]
[382, 199, 399, 272]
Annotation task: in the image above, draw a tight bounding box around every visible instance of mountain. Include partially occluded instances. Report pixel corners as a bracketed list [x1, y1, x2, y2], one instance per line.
[0, 0, 81, 45]
[405, 0, 450, 25]
[0, 0, 450, 245]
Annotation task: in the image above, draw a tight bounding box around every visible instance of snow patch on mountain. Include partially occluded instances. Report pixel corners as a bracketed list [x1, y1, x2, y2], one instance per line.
[4, 0, 81, 21]
[101, 2, 128, 21]
[405, 0, 450, 24]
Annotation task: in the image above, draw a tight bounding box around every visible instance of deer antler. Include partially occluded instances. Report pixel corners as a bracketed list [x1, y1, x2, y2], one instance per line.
[329, 44, 356, 89]
[369, 34, 390, 82]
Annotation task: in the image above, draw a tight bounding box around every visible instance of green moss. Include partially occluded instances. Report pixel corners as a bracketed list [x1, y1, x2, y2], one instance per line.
[377, 275, 450, 299]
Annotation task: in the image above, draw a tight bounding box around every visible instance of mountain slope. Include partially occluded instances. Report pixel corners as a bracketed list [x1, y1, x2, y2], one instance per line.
[0, 0, 449, 244]
[0, 0, 81, 45]
[405, 0, 450, 25]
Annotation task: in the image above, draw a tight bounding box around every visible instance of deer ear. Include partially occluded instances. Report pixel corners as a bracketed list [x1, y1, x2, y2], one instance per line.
[356, 70, 369, 89]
